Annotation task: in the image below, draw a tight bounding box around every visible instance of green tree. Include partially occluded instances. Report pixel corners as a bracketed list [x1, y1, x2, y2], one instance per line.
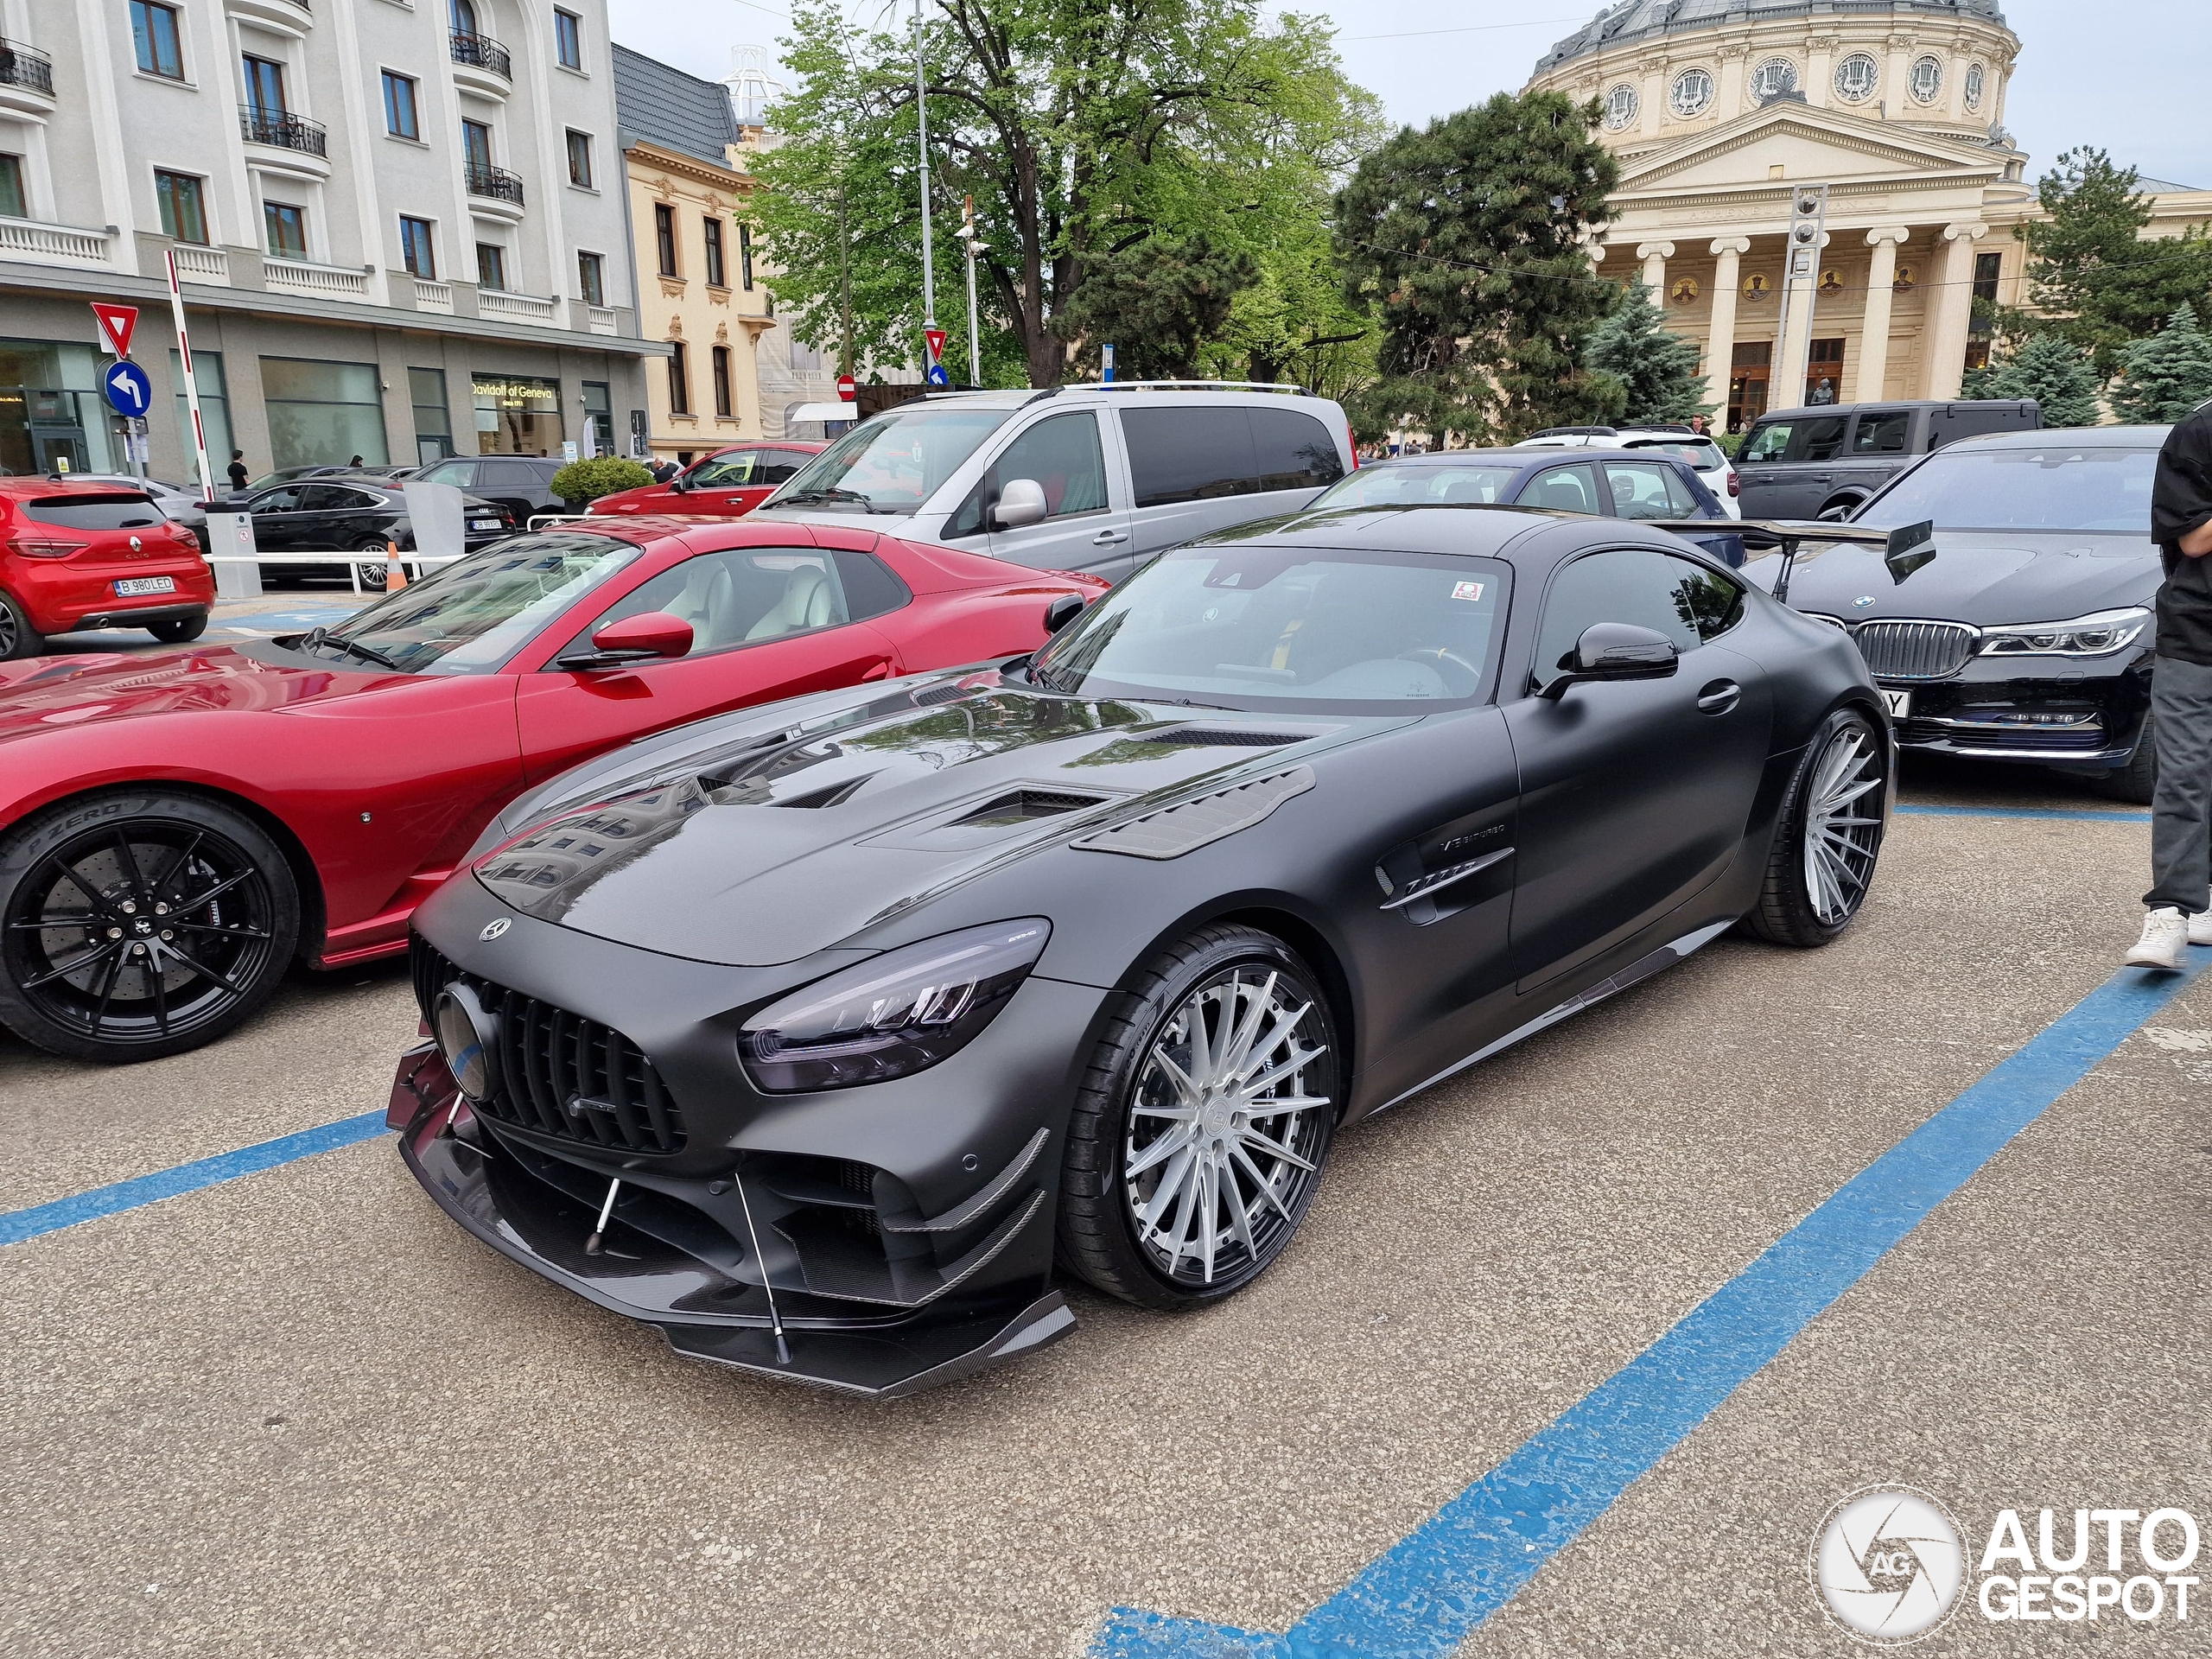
[2000, 149, 2212, 380]
[1583, 282, 1712, 424]
[1334, 92, 1623, 445]
[1959, 331, 2104, 426]
[2108, 306, 2212, 424]
[1054, 232, 1258, 378]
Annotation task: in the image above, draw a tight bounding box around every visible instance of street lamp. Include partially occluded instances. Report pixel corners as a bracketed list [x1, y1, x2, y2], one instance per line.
[954, 195, 982, 389]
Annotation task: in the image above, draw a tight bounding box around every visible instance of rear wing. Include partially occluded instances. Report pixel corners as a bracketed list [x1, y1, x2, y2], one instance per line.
[1642, 518, 1935, 604]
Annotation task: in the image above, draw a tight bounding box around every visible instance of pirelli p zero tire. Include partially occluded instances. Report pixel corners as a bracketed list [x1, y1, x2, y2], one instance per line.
[1740, 706, 1889, 949]
[0, 791, 301, 1062]
[1057, 925, 1341, 1309]
[0, 589, 43, 662]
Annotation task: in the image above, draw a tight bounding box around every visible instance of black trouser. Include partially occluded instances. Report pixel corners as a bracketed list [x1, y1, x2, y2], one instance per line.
[2145, 654, 2212, 912]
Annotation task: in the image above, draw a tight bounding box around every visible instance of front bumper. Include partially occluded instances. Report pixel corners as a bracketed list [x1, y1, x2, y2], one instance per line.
[1880, 651, 2152, 770]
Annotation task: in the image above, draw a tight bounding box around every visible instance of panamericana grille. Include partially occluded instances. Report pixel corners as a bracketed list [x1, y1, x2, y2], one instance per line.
[410, 935, 685, 1154]
[1847, 620, 1977, 681]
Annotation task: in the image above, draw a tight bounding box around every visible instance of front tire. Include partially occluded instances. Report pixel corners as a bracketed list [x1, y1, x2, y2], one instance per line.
[0, 590, 44, 661]
[1739, 707, 1888, 948]
[2082, 721, 2155, 804]
[1057, 925, 1340, 1308]
[0, 791, 301, 1061]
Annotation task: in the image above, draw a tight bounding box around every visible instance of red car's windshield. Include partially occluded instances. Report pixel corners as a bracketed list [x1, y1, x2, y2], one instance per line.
[301, 531, 644, 675]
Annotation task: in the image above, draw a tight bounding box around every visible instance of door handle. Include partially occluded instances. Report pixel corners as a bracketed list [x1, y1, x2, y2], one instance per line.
[1090, 529, 1128, 545]
[1696, 679, 1741, 715]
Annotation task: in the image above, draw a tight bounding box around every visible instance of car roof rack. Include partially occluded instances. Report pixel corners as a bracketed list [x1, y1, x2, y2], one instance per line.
[1069, 378, 1312, 397]
[1529, 425, 1618, 437]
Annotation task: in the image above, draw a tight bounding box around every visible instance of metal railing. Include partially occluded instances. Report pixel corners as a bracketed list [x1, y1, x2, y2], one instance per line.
[204, 550, 465, 598]
[464, 161, 524, 205]
[0, 37, 54, 97]
[239, 106, 327, 156]
[449, 30, 512, 79]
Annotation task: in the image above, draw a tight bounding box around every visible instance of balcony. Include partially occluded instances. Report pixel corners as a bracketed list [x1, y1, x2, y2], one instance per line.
[0, 217, 112, 269]
[240, 105, 327, 153]
[465, 161, 525, 219]
[0, 37, 54, 113]
[449, 30, 512, 96]
[263, 257, 368, 300]
[168, 244, 231, 285]
[410, 276, 454, 313]
[224, 0, 312, 35]
[478, 289, 557, 326]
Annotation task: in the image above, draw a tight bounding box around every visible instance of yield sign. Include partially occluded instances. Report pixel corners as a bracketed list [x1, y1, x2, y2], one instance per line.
[924, 327, 947, 365]
[92, 302, 139, 360]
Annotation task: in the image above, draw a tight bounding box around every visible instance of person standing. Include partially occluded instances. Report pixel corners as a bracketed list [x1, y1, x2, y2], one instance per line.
[2126, 397, 2212, 969]
[226, 449, 249, 493]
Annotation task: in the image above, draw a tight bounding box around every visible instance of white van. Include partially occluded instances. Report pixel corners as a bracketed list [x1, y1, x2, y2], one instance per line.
[747, 383, 1356, 582]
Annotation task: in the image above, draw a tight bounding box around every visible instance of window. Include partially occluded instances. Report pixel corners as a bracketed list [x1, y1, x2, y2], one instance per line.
[1121, 407, 1257, 507]
[155, 171, 207, 244]
[565, 130, 593, 188]
[451, 0, 480, 32]
[581, 379, 612, 455]
[1517, 462, 1601, 513]
[1793, 416, 1849, 461]
[383, 71, 419, 139]
[711, 345, 733, 417]
[577, 251, 605, 307]
[738, 221, 754, 290]
[410, 366, 453, 464]
[554, 10, 583, 70]
[1667, 558, 1746, 642]
[945, 412, 1108, 536]
[475, 241, 507, 290]
[1853, 445, 2157, 534]
[1850, 410, 1910, 455]
[1740, 421, 1793, 464]
[703, 217, 726, 287]
[242, 54, 286, 115]
[264, 202, 306, 257]
[0, 156, 23, 220]
[1805, 337, 1845, 406]
[1972, 250, 2003, 308]
[560, 546, 891, 660]
[473, 373, 563, 454]
[1531, 549, 1710, 691]
[1250, 407, 1345, 492]
[654, 203, 677, 277]
[131, 2, 184, 79]
[414, 459, 478, 489]
[399, 215, 435, 278]
[1669, 67, 1713, 117]
[260, 356, 389, 470]
[1307, 463, 1520, 509]
[667, 340, 691, 415]
[461, 118, 493, 170]
[170, 348, 232, 471]
[1600, 461, 1699, 521]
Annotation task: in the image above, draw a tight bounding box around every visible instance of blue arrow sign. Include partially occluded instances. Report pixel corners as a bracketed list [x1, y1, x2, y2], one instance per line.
[103, 359, 152, 418]
[925, 364, 950, 387]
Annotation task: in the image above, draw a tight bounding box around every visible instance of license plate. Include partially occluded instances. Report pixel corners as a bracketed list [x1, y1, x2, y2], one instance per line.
[1880, 689, 1911, 718]
[469, 518, 500, 531]
[113, 575, 175, 597]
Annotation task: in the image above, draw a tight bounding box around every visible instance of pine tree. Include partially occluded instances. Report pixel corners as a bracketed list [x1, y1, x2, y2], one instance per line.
[1959, 331, 2103, 427]
[2108, 307, 2212, 424]
[1583, 283, 1713, 424]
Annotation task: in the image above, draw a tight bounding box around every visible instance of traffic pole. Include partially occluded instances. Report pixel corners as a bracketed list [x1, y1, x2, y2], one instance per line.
[961, 194, 982, 388]
[166, 249, 216, 504]
[913, 0, 935, 340]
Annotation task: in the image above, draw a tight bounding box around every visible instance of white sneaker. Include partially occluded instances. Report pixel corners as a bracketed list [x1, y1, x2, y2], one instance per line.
[2129, 907, 2189, 969]
[2193, 899, 2212, 946]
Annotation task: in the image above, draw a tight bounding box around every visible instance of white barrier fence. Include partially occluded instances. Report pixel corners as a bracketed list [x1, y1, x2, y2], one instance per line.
[203, 550, 467, 599]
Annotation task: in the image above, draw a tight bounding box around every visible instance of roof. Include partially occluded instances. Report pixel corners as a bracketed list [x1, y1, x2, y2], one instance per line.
[1958, 425, 2171, 448]
[613, 43, 739, 169]
[1755, 399, 2037, 420]
[1536, 0, 2007, 73]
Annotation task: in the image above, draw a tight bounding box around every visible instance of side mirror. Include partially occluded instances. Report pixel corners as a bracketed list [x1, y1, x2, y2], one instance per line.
[1817, 502, 1852, 523]
[556, 609, 694, 671]
[1043, 592, 1086, 634]
[668, 469, 691, 493]
[991, 477, 1047, 531]
[1540, 622, 1679, 700]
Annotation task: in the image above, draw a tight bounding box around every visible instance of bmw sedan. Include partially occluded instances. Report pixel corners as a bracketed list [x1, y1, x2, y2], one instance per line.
[391, 504, 1889, 1398]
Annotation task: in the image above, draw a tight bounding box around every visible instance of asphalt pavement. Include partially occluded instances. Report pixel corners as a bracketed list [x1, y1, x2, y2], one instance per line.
[1, 753, 2205, 1658]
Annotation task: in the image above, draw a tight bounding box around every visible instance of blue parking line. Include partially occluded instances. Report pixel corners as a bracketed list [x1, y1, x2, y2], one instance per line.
[1896, 804, 2151, 823]
[0, 1111, 391, 1248]
[1093, 958, 2204, 1658]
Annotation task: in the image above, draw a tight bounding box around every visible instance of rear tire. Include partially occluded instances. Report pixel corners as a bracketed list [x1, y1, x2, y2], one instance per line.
[1739, 707, 1888, 948]
[0, 590, 43, 661]
[148, 613, 207, 645]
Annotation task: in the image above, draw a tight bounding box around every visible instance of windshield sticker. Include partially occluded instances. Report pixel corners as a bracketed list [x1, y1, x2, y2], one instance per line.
[1451, 581, 1486, 602]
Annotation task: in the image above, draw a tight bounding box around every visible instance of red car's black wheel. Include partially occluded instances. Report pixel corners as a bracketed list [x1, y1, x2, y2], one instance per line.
[0, 792, 300, 1062]
[0, 589, 42, 661]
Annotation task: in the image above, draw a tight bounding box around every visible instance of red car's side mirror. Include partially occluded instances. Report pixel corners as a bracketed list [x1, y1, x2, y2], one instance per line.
[556, 610, 694, 671]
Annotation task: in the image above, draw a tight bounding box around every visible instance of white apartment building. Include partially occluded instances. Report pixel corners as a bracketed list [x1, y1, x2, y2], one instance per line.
[0, 0, 660, 483]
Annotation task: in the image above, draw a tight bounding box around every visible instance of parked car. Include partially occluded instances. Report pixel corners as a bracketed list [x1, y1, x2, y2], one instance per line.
[0, 518, 1107, 1062]
[752, 383, 1356, 582]
[1298, 448, 1745, 566]
[245, 465, 351, 489]
[588, 442, 827, 520]
[1514, 425, 1739, 516]
[410, 454, 570, 526]
[56, 474, 212, 550]
[1734, 399, 2043, 521]
[0, 478, 215, 659]
[1752, 425, 2165, 800]
[220, 474, 516, 589]
[391, 501, 1889, 1397]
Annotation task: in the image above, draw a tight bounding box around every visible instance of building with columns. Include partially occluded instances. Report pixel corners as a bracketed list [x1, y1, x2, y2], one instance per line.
[1525, 0, 2212, 430]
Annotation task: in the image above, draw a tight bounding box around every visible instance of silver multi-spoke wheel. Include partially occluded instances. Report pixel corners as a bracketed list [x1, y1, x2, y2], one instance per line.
[1122, 966, 1333, 1288]
[1802, 724, 1884, 925]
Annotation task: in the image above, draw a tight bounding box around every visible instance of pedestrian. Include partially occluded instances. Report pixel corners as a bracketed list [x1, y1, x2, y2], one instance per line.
[226, 448, 248, 493]
[1688, 415, 1709, 437]
[347, 454, 364, 468]
[2126, 397, 2212, 969]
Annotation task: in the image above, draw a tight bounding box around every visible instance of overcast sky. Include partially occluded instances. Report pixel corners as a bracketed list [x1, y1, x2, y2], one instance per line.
[606, 0, 2211, 189]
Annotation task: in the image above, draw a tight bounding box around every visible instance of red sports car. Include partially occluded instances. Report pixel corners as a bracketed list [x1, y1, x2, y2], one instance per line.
[1, 477, 216, 660]
[587, 442, 826, 520]
[0, 518, 1103, 1063]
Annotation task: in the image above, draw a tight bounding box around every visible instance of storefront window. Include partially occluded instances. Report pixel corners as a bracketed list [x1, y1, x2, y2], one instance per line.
[472, 372, 563, 455]
[0, 338, 109, 475]
[410, 366, 453, 463]
[169, 348, 232, 474]
[581, 379, 611, 456]
[261, 355, 389, 469]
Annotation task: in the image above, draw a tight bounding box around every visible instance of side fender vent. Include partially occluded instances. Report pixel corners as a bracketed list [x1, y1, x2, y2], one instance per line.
[1073, 766, 1314, 861]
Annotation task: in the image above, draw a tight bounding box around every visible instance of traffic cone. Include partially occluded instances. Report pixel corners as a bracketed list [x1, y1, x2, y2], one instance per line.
[385, 538, 408, 590]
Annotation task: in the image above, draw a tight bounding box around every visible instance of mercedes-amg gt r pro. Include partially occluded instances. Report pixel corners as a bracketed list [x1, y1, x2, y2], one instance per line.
[392, 505, 1892, 1398]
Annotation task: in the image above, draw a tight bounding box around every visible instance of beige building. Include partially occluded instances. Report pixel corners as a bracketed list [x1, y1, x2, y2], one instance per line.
[613, 45, 769, 465]
[1524, 0, 2212, 430]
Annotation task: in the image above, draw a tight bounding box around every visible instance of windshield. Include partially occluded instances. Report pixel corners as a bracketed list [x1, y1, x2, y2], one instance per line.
[1030, 544, 1508, 709]
[1305, 464, 1522, 510]
[1624, 439, 1723, 468]
[299, 531, 644, 675]
[1855, 446, 2158, 535]
[765, 405, 1014, 513]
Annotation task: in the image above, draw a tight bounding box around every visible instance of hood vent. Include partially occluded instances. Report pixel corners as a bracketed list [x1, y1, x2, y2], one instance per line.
[950, 788, 1109, 828]
[912, 682, 971, 707]
[1135, 727, 1316, 748]
[774, 777, 871, 809]
[1075, 766, 1314, 861]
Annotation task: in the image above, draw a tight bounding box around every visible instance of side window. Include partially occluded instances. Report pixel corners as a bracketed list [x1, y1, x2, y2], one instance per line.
[756, 451, 809, 487]
[1664, 554, 1745, 640]
[416, 460, 478, 489]
[690, 450, 760, 487]
[1794, 416, 1849, 461]
[1851, 410, 1910, 454]
[1600, 461, 1693, 520]
[559, 548, 850, 660]
[1517, 462, 1602, 513]
[1249, 407, 1345, 492]
[948, 410, 1109, 535]
[1740, 422, 1792, 463]
[1530, 548, 1705, 691]
[1121, 406, 1258, 509]
[831, 549, 911, 621]
[484, 460, 539, 486]
[251, 486, 304, 512]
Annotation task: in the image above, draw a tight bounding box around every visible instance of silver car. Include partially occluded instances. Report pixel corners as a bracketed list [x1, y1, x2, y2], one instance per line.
[1514, 426, 1740, 518]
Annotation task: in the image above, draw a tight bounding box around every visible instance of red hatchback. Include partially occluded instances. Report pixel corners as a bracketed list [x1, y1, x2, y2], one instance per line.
[0, 517, 1103, 1062]
[0, 478, 215, 659]
[588, 442, 825, 520]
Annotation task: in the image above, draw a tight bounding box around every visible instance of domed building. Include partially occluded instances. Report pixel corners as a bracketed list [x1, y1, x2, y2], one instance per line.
[1523, 1, 2211, 429]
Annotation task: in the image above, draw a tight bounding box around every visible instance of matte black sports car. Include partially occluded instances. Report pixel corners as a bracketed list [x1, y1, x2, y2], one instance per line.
[389, 505, 1892, 1397]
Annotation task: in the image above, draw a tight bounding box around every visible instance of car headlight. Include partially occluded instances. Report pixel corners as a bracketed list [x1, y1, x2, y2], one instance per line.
[739, 919, 1052, 1094]
[1975, 607, 2150, 658]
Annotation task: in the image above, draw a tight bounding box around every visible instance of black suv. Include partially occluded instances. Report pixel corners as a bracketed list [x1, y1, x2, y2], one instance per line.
[1736, 400, 2042, 520]
[224, 473, 515, 588]
[409, 454, 569, 525]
